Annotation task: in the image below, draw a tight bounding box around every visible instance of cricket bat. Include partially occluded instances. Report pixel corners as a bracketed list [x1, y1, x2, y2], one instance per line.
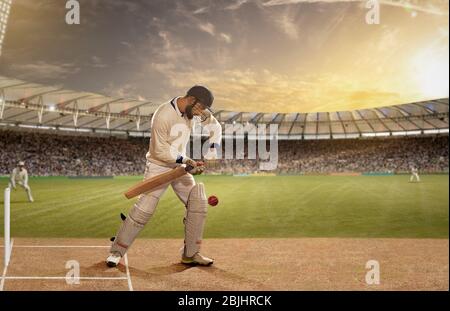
[124, 166, 192, 199]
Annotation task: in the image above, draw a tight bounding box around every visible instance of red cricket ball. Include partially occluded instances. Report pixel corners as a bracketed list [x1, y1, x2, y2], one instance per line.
[208, 195, 219, 207]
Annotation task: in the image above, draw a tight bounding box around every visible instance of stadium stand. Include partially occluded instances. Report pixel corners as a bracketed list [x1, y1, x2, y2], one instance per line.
[0, 76, 448, 176]
[0, 76, 448, 138]
[0, 129, 447, 176]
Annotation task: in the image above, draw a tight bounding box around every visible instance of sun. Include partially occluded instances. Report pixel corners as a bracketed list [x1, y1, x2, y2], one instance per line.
[411, 47, 449, 99]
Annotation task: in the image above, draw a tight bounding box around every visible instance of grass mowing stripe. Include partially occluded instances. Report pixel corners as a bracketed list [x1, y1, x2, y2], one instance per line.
[11, 187, 125, 221]
[0, 175, 448, 238]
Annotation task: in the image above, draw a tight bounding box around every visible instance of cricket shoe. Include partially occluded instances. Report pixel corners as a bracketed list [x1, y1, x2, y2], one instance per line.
[106, 252, 122, 267]
[181, 252, 214, 266]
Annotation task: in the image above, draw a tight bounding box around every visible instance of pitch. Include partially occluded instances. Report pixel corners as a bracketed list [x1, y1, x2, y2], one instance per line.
[1, 175, 448, 239]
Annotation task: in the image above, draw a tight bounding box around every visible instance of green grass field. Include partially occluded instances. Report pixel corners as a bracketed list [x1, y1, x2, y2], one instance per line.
[0, 175, 448, 239]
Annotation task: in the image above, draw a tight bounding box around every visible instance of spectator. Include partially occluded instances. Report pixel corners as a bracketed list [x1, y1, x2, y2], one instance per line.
[0, 130, 448, 176]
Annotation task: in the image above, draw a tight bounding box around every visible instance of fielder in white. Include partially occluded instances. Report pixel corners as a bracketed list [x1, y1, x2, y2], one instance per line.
[410, 166, 420, 182]
[9, 161, 34, 202]
[107, 85, 222, 267]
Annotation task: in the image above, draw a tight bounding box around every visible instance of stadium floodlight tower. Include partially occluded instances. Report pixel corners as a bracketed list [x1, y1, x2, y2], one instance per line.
[0, 0, 12, 57]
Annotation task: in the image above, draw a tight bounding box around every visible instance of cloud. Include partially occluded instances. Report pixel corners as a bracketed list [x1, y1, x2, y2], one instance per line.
[193, 7, 209, 14]
[347, 90, 399, 103]
[261, 0, 449, 16]
[262, 0, 356, 5]
[256, 3, 302, 40]
[145, 64, 406, 113]
[148, 30, 196, 76]
[120, 41, 134, 49]
[11, 0, 439, 114]
[112, 2, 415, 112]
[87, 0, 142, 13]
[11, 0, 60, 10]
[10, 61, 81, 80]
[198, 22, 216, 36]
[275, 11, 299, 39]
[102, 82, 144, 100]
[219, 33, 233, 43]
[91, 56, 108, 68]
[225, 0, 250, 10]
[379, 0, 449, 16]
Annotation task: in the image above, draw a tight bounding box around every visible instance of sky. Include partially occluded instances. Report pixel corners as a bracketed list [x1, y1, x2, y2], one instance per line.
[0, 0, 448, 113]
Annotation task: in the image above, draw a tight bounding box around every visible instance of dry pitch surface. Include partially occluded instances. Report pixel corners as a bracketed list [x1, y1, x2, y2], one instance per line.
[1, 238, 448, 291]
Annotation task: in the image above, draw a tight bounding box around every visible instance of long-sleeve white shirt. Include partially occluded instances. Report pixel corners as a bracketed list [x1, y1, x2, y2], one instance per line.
[146, 97, 222, 167]
[10, 167, 29, 187]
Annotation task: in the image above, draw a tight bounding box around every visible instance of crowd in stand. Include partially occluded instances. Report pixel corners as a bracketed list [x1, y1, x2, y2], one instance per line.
[0, 130, 146, 176]
[0, 129, 448, 176]
[273, 136, 449, 174]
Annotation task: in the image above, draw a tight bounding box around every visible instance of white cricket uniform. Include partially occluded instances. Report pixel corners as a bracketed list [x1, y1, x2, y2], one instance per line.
[109, 97, 222, 257]
[9, 167, 34, 202]
[410, 168, 420, 182]
[143, 97, 222, 204]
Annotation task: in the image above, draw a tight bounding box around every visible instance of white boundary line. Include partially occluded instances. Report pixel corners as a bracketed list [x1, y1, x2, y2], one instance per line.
[124, 254, 133, 291]
[4, 245, 110, 248]
[1, 243, 133, 289]
[4, 276, 128, 280]
[0, 239, 14, 291]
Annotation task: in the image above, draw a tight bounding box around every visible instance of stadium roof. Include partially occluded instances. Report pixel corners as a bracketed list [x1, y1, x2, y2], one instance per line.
[0, 76, 448, 138]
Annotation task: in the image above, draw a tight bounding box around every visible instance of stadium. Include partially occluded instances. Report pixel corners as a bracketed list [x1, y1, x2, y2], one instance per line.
[0, 0, 449, 293]
[0, 76, 448, 291]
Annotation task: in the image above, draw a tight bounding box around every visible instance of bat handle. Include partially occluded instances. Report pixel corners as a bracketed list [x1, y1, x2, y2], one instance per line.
[185, 165, 195, 172]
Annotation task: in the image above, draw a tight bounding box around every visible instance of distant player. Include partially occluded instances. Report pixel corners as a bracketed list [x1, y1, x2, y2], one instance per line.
[410, 166, 420, 183]
[106, 85, 222, 267]
[9, 161, 34, 202]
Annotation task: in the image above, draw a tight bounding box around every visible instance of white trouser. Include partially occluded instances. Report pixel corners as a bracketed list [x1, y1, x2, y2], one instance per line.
[110, 161, 196, 256]
[9, 181, 34, 201]
[410, 173, 420, 182]
[139, 161, 196, 207]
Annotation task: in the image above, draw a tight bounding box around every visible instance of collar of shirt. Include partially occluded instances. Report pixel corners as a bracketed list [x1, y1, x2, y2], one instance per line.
[171, 97, 184, 118]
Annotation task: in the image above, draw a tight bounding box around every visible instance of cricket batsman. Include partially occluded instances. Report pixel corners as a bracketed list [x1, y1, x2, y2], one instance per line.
[106, 85, 222, 267]
[9, 161, 34, 202]
[410, 166, 420, 182]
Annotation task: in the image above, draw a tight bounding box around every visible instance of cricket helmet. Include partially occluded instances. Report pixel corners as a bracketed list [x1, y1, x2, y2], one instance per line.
[187, 85, 214, 112]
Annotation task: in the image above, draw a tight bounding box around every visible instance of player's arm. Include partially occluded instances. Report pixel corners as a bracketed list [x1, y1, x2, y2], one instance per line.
[151, 114, 200, 171]
[10, 170, 16, 189]
[24, 170, 29, 185]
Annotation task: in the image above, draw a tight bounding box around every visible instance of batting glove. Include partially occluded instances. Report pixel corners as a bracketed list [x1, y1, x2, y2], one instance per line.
[186, 160, 205, 175]
[181, 156, 197, 168]
[189, 165, 205, 175]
